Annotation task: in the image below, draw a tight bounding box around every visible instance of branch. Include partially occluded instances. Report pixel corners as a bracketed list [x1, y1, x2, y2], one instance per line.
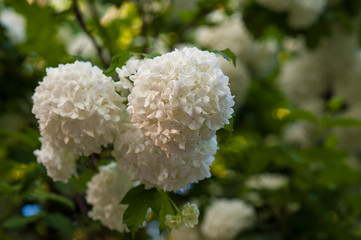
[72, 0, 109, 66]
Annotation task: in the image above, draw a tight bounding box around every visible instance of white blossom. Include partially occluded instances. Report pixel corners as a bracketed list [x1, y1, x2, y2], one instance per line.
[86, 162, 133, 207]
[245, 173, 289, 190]
[287, 0, 327, 29]
[165, 202, 199, 229]
[0, 8, 26, 44]
[86, 162, 133, 232]
[115, 57, 144, 92]
[32, 61, 126, 156]
[126, 47, 233, 155]
[67, 34, 97, 59]
[201, 199, 256, 240]
[88, 204, 128, 232]
[34, 137, 77, 182]
[113, 123, 218, 192]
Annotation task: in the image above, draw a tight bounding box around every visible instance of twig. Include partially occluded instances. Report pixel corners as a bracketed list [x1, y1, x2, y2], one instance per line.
[72, 0, 108, 66]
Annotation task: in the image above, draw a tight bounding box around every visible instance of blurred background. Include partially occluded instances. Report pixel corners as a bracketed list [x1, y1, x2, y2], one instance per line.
[1, 0, 361, 239]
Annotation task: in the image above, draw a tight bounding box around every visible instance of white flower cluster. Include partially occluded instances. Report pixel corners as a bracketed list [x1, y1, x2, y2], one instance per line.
[86, 162, 133, 232]
[195, 11, 278, 109]
[201, 199, 256, 240]
[33, 47, 231, 191]
[126, 47, 233, 155]
[245, 173, 289, 190]
[34, 138, 77, 182]
[32, 61, 126, 156]
[113, 124, 217, 191]
[256, 0, 327, 29]
[165, 203, 200, 229]
[280, 28, 361, 150]
[0, 8, 26, 44]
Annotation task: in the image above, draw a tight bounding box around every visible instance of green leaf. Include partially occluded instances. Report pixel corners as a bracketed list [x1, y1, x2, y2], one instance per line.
[121, 185, 177, 237]
[322, 116, 361, 128]
[44, 213, 74, 239]
[103, 50, 133, 76]
[30, 192, 75, 210]
[223, 115, 234, 133]
[210, 48, 237, 67]
[2, 213, 43, 229]
[284, 109, 318, 124]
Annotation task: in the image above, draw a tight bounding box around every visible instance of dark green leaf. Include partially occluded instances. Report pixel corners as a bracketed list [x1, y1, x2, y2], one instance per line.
[322, 116, 361, 128]
[30, 192, 75, 210]
[284, 109, 318, 124]
[103, 50, 133, 76]
[121, 185, 176, 237]
[2, 213, 43, 229]
[44, 213, 74, 239]
[223, 115, 234, 133]
[211, 48, 237, 67]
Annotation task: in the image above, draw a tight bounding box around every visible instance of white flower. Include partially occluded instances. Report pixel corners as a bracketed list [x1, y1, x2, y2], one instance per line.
[86, 162, 133, 232]
[245, 173, 289, 190]
[0, 8, 26, 44]
[32, 61, 126, 156]
[287, 0, 327, 29]
[48, 0, 72, 12]
[279, 51, 326, 106]
[126, 47, 233, 155]
[255, 0, 291, 12]
[282, 121, 315, 147]
[113, 123, 218, 192]
[181, 203, 200, 228]
[34, 138, 77, 182]
[88, 204, 128, 232]
[86, 162, 133, 207]
[201, 199, 256, 240]
[115, 57, 144, 92]
[165, 202, 200, 229]
[67, 34, 97, 59]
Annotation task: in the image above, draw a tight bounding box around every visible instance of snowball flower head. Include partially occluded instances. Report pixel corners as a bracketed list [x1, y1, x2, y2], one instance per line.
[86, 162, 133, 207]
[127, 47, 234, 155]
[32, 61, 126, 156]
[201, 199, 256, 240]
[245, 173, 289, 190]
[113, 123, 218, 192]
[34, 138, 77, 182]
[88, 204, 128, 232]
[86, 162, 133, 232]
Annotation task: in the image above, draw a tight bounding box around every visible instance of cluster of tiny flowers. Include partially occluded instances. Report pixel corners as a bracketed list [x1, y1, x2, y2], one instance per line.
[113, 123, 218, 191]
[279, 28, 361, 150]
[165, 203, 200, 229]
[34, 138, 77, 182]
[86, 162, 133, 232]
[245, 173, 289, 190]
[200, 199, 256, 240]
[33, 47, 231, 192]
[256, 0, 327, 29]
[32, 61, 126, 158]
[126, 47, 234, 155]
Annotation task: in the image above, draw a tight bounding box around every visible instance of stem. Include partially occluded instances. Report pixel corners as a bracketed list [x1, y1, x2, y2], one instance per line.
[86, 0, 114, 58]
[72, 0, 108, 66]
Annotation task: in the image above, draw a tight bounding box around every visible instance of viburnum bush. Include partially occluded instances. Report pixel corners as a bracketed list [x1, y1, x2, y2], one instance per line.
[2, 0, 361, 240]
